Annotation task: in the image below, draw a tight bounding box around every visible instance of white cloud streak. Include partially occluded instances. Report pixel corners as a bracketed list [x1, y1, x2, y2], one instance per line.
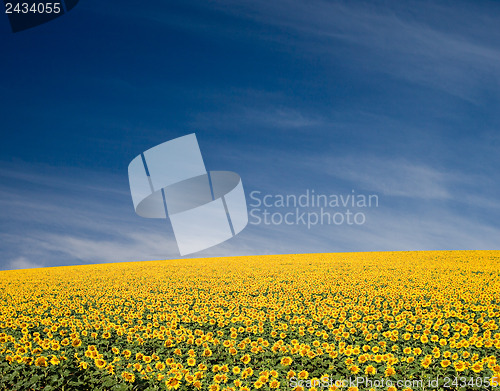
[1, 153, 499, 272]
[177, 0, 500, 101]
[315, 156, 452, 199]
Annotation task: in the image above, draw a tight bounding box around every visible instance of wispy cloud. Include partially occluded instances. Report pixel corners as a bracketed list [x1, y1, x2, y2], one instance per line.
[0, 161, 306, 270]
[0, 162, 179, 270]
[315, 156, 452, 200]
[181, 0, 500, 102]
[1, 150, 499, 271]
[6, 257, 43, 270]
[193, 105, 323, 131]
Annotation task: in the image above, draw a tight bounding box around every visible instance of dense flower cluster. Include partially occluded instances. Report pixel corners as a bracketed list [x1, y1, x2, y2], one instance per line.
[0, 250, 499, 390]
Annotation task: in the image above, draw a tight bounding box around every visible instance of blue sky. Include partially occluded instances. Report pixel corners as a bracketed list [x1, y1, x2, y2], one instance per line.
[1, 0, 499, 270]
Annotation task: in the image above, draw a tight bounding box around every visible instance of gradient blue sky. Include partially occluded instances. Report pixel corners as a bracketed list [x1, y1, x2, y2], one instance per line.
[1, 0, 499, 270]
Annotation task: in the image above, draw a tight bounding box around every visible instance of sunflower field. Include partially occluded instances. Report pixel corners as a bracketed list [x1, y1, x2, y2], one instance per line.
[1, 250, 500, 390]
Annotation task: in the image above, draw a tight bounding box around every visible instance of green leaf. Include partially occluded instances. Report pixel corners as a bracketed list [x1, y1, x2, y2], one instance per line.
[103, 378, 116, 387]
[112, 383, 129, 391]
